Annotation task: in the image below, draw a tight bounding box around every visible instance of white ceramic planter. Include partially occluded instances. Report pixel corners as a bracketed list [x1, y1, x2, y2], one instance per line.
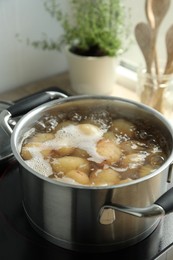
[66, 48, 118, 95]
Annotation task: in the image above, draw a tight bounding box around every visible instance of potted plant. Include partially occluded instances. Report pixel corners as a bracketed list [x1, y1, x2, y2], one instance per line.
[26, 0, 131, 95]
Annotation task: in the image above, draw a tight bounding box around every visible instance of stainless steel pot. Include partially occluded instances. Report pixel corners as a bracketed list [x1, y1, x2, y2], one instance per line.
[1, 91, 173, 252]
[0, 100, 14, 164]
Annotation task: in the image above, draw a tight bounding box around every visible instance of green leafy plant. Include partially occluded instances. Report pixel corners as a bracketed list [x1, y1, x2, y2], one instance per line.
[25, 0, 131, 57]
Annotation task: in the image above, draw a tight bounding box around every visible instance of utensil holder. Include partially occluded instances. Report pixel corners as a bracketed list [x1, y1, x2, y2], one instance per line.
[137, 66, 173, 116]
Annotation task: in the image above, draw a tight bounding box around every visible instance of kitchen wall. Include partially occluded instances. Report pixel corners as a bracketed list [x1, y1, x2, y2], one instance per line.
[0, 0, 172, 94]
[0, 0, 68, 93]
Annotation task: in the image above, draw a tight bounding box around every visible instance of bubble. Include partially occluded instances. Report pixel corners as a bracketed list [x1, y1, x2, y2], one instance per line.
[20, 111, 168, 186]
[26, 154, 53, 177]
[35, 115, 59, 132]
[51, 124, 106, 163]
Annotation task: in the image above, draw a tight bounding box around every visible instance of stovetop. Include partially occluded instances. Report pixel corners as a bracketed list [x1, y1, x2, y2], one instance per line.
[0, 160, 173, 260]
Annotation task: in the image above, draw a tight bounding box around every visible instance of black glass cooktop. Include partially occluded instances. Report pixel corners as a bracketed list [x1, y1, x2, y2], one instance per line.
[0, 160, 173, 260]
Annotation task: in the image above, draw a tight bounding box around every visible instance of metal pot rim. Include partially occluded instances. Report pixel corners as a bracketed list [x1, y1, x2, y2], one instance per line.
[10, 95, 173, 189]
[0, 100, 14, 164]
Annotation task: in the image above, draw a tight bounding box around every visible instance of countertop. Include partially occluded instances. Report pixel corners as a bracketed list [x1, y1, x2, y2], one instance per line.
[0, 71, 138, 102]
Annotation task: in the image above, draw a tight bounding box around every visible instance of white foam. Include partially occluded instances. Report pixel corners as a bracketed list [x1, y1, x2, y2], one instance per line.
[44, 124, 106, 163]
[22, 124, 107, 178]
[25, 151, 53, 177]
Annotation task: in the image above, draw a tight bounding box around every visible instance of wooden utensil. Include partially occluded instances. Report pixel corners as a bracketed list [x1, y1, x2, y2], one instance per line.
[145, 0, 155, 29]
[149, 0, 171, 31]
[145, 0, 171, 75]
[144, 0, 171, 112]
[152, 24, 173, 112]
[135, 22, 155, 105]
[134, 22, 153, 73]
[164, 24, 173, 75]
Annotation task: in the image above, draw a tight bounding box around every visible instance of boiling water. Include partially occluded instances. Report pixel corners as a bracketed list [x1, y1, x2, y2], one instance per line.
[20, 111, 167, 186]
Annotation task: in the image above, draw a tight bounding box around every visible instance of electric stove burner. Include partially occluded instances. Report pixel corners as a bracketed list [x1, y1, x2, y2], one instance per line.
[0, 161, 173, 260]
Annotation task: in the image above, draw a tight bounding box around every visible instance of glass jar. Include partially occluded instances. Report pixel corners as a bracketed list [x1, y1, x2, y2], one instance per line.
[137, 66, 173, 118]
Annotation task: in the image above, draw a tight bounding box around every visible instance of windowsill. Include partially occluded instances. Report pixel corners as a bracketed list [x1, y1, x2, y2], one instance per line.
[0, 67, 138, 102]
[111, 61, 139, 102]
[116, 61, 138, 91]
[0, 68, 172, 124]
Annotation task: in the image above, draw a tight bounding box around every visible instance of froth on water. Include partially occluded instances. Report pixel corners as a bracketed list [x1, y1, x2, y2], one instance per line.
[20, 109, 168, 186]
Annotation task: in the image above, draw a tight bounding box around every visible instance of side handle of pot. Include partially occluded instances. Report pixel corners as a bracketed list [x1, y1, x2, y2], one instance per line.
[0, 90, 68, 135]
[99, 187, 173, 224]
[155, 187, 173, 214]
[8, 90, 68, 117]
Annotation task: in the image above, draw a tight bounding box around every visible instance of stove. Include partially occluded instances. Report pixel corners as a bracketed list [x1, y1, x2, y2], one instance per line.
[0, 160, 173, 260]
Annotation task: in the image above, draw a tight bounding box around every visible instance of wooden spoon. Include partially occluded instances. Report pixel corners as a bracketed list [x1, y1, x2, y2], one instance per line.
[135, 22, 155, 104]
[134, 22, 153, 73]
[145, 0, 171, 75]
[152, 24, 173, 112]
[149, 0, 171, 31]
[144, 0, 171, 112]
[145, 0, 155, 29]
[164, 24, 173, 75]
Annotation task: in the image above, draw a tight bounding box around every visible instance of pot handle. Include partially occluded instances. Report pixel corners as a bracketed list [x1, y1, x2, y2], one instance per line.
[8, 90, 68, 117]
[0, 87, 68, 135]
[155, 187, 173, 214]
[99, 187, 173, 224]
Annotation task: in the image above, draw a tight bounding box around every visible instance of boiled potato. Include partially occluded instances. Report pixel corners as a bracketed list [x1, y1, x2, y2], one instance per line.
[51, 156, 90, 175]
[78, 123, 100, 135]
[72, 148, 89, 158]
[21, 142, 53, 160]
[119, 178, 133, 184]
[30, 133, 55, 142]
[66, 170, 90, 185]
[21, 142, 41, 160]
[121, 153, 146, 168]
[21, 133, 55, 160]
[55, 120, 77, 131]
[90, 168, 120, 186]
[119, 140, 147, 154]
[41, 147, 74, 159]
[96, 139, 121, 164]
[56, 147, 75, 157]
[139, 164, 155, 178]
[110, 119, 136, 138]
[103, 131, 115, 141]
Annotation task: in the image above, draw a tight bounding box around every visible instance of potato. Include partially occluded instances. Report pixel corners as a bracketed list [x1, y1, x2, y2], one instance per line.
[72, 148, 89, 158]
[57, 147, 75, 157]
[55, 120, 77, 131]
[21, 142, 41, 160]
[121, 153, 147, 169]
[96, 139, 121, 164]
[51, 156, 90, 175]
[78, 123, 100, 135]
[21, 142, 54, 160]
[21, 132, 55, 160]
[66, 170, 90, 185]
[139, 164, 155, 177]
[30, 133, 55, 142]
[110, 119, 136, 138]
[119, 178, 133, 184]
[90, 168, 120, 186]
[119, 140, 147, 154]
[103, 131, 115, 141]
